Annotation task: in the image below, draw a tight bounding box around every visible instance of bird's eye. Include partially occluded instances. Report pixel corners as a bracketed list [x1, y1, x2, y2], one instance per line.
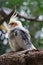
[9, 23, 14, 25]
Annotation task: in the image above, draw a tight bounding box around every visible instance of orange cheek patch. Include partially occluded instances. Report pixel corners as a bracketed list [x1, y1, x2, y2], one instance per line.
[14, 23, 18, 27]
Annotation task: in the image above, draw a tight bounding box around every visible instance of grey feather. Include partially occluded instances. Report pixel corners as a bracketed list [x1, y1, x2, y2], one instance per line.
[9, 27, 36, 51]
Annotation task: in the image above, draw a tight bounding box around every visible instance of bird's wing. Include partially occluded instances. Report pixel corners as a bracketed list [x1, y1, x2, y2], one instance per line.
[19, 28, 32, 48]
[9, 27, 36, 50]
[20, 28, 36, 50]
[10, 27, 32, 49]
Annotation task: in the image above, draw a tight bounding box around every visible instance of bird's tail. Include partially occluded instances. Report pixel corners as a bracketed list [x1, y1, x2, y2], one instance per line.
[30, 44, 36, 50]
[27, 44, 36, 50]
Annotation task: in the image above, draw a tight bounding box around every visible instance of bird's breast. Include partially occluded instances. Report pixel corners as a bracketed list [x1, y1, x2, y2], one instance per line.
[15, 34, 27, 49]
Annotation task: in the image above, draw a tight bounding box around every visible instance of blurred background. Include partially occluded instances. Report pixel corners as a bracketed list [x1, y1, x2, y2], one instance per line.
[0, 0, 43, 55]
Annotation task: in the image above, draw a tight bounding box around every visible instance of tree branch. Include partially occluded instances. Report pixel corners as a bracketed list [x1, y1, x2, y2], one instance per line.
[0, 7, 43, 25]
[0, 50, 43, 65]
[17, 12, 43, 22]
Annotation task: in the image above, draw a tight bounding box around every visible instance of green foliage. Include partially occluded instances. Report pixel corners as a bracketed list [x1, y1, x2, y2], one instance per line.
[0, 0, 43, 55]
[0, 0, 26, 8]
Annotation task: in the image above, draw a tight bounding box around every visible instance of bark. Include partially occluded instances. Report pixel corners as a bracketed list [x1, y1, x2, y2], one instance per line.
[0, 49, 43, 65]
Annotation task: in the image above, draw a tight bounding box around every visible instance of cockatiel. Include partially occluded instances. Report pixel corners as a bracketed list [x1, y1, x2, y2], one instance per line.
[8, 16, 36, 51]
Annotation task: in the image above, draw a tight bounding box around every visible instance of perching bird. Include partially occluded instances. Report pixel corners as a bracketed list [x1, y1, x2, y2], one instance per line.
[8, 15, 36, 51]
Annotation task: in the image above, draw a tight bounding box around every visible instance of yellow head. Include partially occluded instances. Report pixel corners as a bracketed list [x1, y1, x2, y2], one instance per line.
[8, 17, 22, 29]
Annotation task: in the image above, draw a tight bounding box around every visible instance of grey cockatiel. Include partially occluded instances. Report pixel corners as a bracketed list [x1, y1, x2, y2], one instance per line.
[7, 16, 36, 51]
